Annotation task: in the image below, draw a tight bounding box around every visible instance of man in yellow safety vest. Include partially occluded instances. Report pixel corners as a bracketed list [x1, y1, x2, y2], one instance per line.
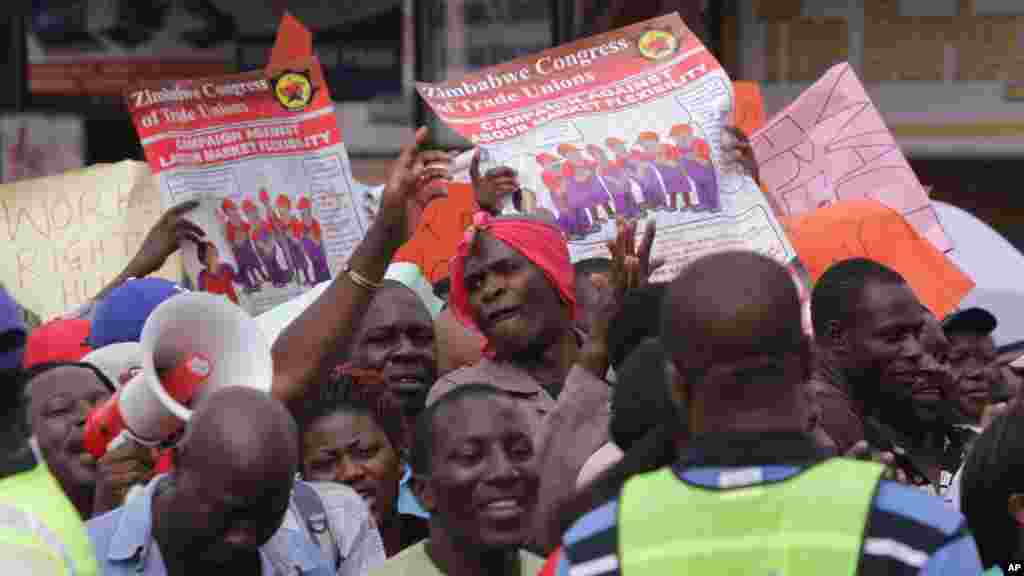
[0, 286, 98, 575]
[555, 252, 983, 575]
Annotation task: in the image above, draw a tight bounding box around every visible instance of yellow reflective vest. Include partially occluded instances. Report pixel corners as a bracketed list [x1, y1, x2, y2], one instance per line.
[619, 459, 885, 575]
[0, 460, 99, 576]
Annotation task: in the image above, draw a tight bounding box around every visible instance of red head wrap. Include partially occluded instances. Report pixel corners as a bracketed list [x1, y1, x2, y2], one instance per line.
[449, 212, 576, 359]
[275, 195, 292, 209]
[242, 198, 258, 212]
[259, 188, 270, 204]
[221, 198, 237, 211]
[297, 196, 312, 210]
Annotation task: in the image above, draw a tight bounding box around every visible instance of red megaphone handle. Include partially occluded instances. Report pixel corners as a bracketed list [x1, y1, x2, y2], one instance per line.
[84, 394, 125, 460]
[155, 450, 174, 474]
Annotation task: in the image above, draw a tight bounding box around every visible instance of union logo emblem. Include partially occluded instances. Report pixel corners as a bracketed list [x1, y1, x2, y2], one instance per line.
[637, 29, 679, 61]
[272, 70, 317, 111]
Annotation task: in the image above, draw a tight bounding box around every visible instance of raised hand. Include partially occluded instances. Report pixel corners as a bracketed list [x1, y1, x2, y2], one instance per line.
[723, 126, 760, 183]
[377, 127, 452, 243]
[580, 218, 661, 380]
[470, 149, 520, 215]
[844, 441, 912, 485]
[92, 437, 157, 515]
[606, 217, 663, 299]
[133, 200, 205, 276]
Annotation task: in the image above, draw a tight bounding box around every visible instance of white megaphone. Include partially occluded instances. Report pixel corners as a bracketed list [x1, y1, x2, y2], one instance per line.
[84, 292, 273, 459]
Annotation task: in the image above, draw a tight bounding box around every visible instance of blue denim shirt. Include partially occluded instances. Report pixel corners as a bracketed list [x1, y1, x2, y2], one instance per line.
[87, 474, 331, 576]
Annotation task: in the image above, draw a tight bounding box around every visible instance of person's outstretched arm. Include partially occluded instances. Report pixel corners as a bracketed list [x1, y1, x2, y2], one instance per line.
[68, 201, 203, 320]
[271, 128, 449, 418]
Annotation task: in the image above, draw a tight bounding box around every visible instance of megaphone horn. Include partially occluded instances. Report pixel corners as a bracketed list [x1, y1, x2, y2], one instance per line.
[83, 292, 273, 459]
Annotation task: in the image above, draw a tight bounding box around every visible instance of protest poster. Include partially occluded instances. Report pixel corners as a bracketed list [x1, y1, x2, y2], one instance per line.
[783, 198, 973, 318]
[415, 13, 795, 282]
[0, 160, 180, 321]
[127, 14, 365, 315]
[750, 62, 952, 256]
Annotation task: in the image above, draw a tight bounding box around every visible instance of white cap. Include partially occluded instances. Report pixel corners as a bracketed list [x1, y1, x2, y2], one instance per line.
[83, 342, 142, 388]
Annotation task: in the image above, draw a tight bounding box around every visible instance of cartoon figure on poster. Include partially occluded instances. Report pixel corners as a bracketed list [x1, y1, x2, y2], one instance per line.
[294, 196, 331, 284]
[558, 143, 607, 236]
[654, 141, 695, 212]
[252, 219, 292, 287]
[587, 144, 640, 219]
[195, 241, 241, 305]
[257, 185, 297, 285]
[217, 197, 267, 292]
[240, 198, 272, 279]
[536, 152, 584, 240]
[669, 123, 720, 213]
[276, 194, 314, 285]
[605, 137, 647, 210]
[630, 132, 669, 211]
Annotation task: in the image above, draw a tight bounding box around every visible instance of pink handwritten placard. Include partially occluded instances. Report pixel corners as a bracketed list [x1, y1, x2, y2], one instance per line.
[752, 63, 951, 255]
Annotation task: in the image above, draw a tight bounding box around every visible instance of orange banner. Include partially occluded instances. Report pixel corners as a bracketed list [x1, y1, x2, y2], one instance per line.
[733, 81, 766, 136]
[394, 183, 478, 284]
[782, 199, 973, 318]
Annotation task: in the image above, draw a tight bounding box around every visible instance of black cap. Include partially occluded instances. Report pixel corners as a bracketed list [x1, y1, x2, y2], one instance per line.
[942, 307, 998, 336]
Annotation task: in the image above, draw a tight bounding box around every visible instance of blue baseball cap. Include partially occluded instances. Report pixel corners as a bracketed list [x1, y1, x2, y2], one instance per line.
[87, 278, 186, 348]
[0, 287, 27, 370]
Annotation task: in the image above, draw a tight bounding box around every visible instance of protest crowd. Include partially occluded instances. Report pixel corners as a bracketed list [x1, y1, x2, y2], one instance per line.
[5, 7, 1024, 576]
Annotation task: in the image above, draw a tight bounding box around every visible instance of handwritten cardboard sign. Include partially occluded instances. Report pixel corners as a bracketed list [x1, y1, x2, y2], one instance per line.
[752, 63, 952, 256]
[782, 198, 973, 318]
[0, 161, 180, 321]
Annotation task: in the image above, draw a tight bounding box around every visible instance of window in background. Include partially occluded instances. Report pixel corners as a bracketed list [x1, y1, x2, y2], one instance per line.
[416, 0, 555, 149]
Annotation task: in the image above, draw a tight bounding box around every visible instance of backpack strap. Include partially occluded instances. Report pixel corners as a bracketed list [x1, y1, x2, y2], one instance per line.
[292, 480, 340, 571]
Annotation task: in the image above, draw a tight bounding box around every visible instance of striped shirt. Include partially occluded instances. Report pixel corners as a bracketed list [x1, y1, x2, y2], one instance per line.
[557, 431, 983, 576]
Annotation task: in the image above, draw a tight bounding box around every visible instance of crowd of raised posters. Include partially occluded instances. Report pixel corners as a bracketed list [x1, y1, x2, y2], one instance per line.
[1, 13, 968, 329]
[6, 9, 1018, 576]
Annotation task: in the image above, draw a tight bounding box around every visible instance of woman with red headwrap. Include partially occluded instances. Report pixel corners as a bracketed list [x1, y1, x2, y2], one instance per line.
[430, 211, 659, 553]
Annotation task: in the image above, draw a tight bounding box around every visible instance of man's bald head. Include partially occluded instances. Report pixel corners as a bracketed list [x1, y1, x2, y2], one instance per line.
[180, 387, 298, 482]
[663, 251, 804, 372]
[161, 388, 299, 562]
[662, 252, 810, 431]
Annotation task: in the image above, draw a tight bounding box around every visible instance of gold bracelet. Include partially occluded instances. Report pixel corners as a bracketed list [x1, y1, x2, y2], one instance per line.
[345, 265, 382, 291]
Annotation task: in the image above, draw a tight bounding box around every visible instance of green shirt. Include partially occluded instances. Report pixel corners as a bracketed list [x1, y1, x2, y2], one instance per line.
[367, 541, 543, 576]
